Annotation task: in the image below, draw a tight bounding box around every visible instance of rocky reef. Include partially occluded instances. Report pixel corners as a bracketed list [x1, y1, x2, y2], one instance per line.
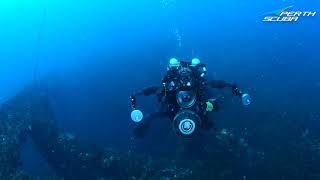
[1, 83, 320, 179]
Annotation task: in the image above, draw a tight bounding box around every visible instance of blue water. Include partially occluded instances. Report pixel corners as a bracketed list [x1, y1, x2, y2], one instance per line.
[1, 0, 320, 178]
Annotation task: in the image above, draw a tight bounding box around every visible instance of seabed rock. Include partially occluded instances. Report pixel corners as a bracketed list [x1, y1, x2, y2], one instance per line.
[2, 83, 319, 179]
[0, 84, 194, 179]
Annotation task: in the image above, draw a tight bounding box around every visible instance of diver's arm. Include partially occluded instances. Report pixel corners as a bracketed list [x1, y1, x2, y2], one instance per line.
[161, 68, 175, 84]
[207, 80, 243, 97]
[130, 86, 162, 110]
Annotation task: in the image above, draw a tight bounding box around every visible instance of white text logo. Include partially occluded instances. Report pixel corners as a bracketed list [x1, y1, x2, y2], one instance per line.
[263, 6, 317, 22]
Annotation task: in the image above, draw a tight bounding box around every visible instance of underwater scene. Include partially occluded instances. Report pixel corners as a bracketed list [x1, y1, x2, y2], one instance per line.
[0, 0, 319, 179]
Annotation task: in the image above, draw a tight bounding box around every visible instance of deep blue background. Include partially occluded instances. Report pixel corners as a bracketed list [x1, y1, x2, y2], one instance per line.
[0, 0, 319, 177]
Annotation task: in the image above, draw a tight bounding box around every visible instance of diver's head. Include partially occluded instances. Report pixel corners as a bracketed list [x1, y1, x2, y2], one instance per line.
[169, 58, 180, 68]
[191, 58, 200, 67]
[178, 66, 193, 87]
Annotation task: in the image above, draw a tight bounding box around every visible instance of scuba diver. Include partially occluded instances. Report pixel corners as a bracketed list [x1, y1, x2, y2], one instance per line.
[130, 58, 252, 138]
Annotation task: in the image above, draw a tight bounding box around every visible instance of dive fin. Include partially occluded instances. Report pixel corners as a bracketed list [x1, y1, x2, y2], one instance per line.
[132, 112, 169, 138]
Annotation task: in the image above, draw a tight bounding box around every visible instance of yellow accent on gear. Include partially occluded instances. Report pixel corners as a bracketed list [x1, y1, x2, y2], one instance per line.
[206, 101, 214, 111]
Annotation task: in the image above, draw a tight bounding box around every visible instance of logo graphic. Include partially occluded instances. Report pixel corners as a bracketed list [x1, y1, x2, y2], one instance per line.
[262, 6, 317, 22]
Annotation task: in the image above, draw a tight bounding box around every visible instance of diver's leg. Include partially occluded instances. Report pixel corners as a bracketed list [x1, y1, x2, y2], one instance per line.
[201, 114, 214, 131]
[132, 112, 169, 138]
[201, 98, 219, 131]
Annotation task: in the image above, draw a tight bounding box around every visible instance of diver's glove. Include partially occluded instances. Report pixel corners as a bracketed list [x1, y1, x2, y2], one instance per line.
[130, 95, 136, 109]
[231, 86, 251, 106]
[130, 95, 143, 122]
[231, 85, 242, 96]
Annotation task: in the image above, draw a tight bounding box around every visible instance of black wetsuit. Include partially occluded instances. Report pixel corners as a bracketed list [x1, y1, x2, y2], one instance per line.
[130, 61, 244, 137]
